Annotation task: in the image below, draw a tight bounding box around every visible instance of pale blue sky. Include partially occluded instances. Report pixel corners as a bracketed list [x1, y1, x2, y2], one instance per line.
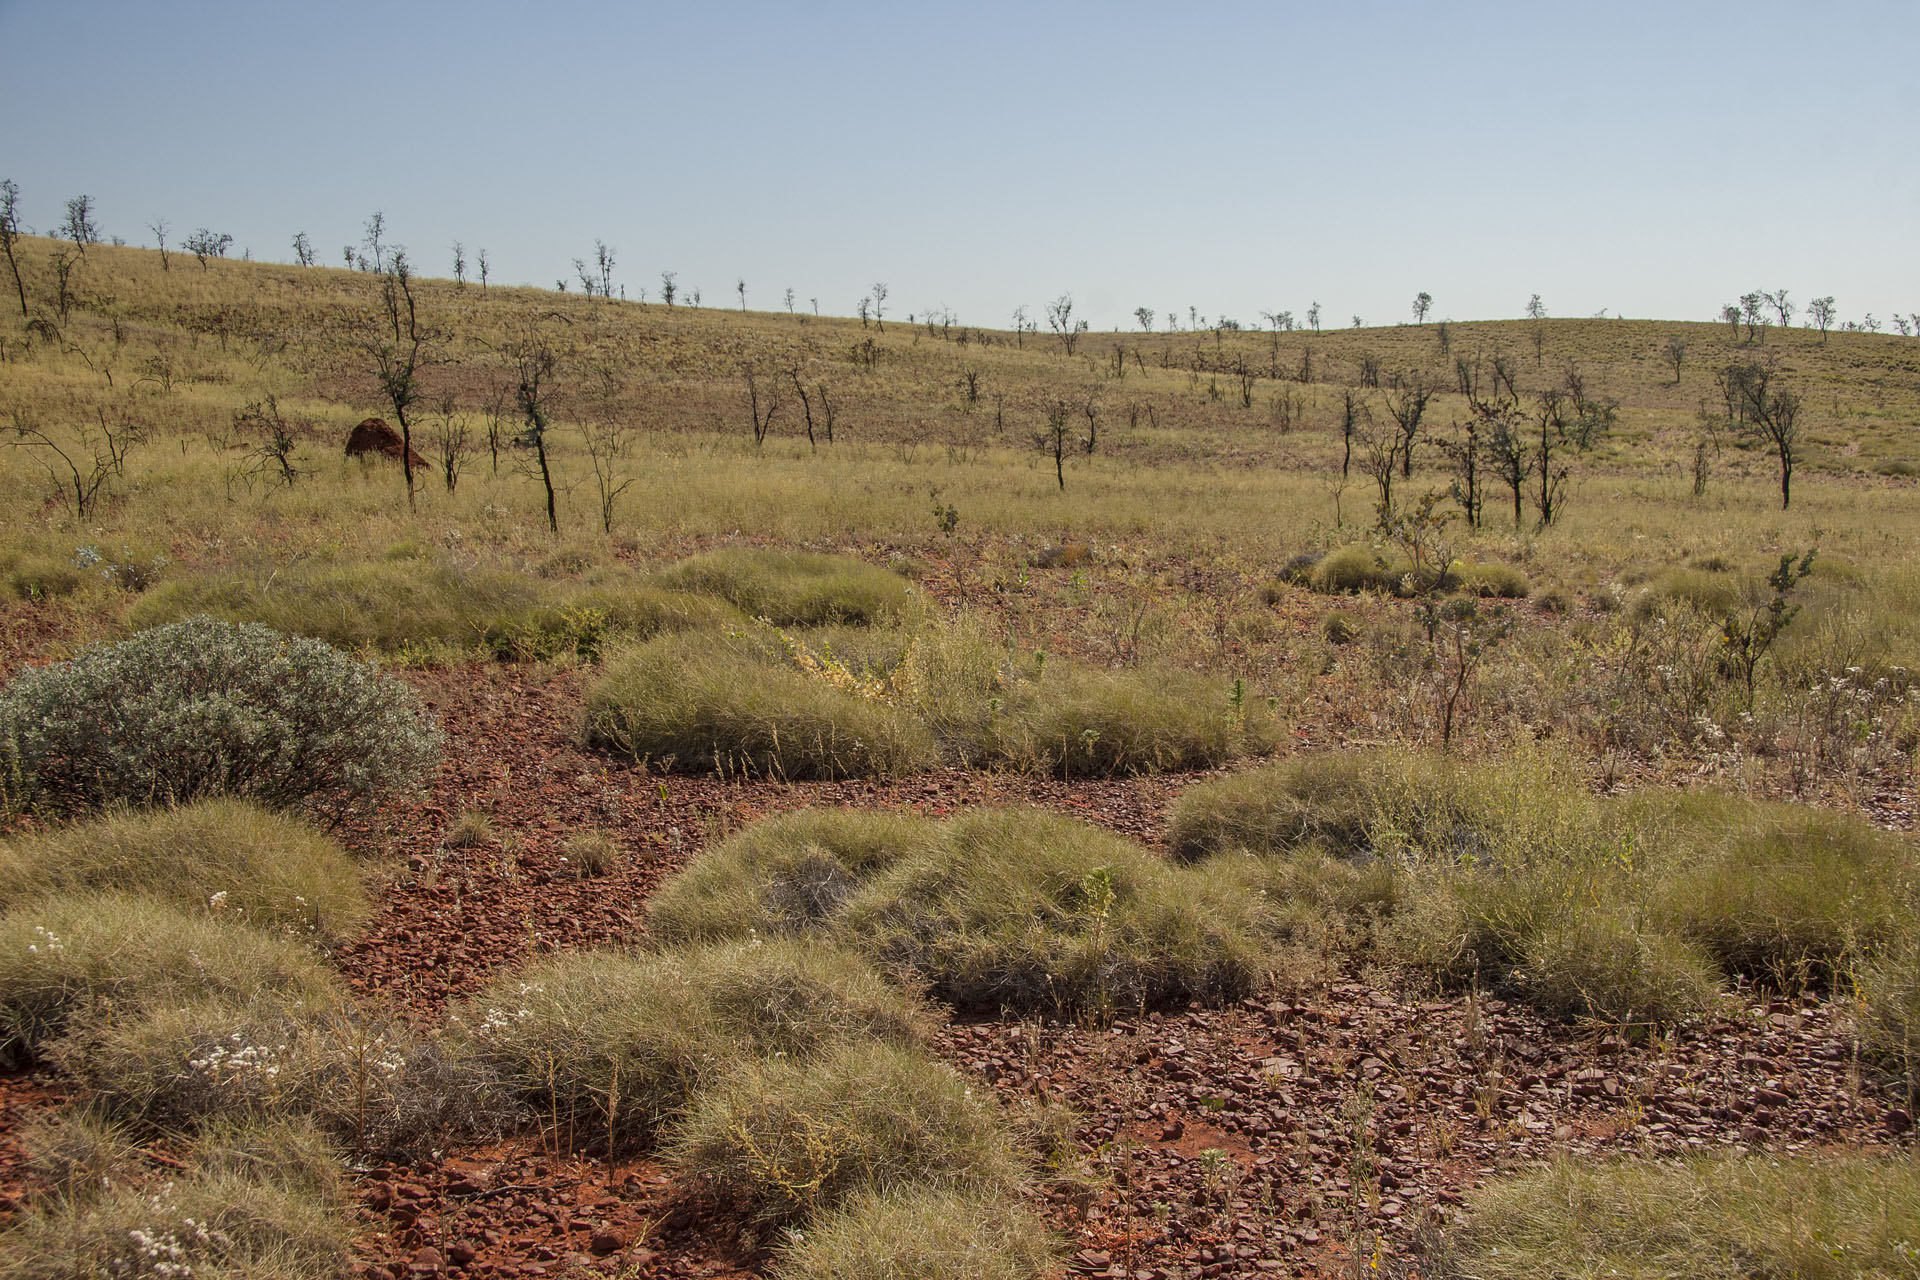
[3, 0, 1913, 330]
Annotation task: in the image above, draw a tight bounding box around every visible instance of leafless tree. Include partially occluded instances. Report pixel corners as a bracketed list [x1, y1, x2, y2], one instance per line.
[595, 241, 614, 298]
[428, 394, 472, 493]
[742, 364, 781, 447]
[737, 277, 747, 311]
[1040, 401, 1072, 490]
[0, 179, 26, 318]
[1046, 293, 1088, 355]
[509, 330, 561, 534]
[870, 281, 888, 330]
[365, 248, 431, 507]
[1530, 391, 1574, 526]
[1718, 360, 1801, 508]
[291, 231, 314, 267]
[1807, 296, 1835, 342]
[236, 396, 304, 487]
[1664, 333, 1689, 384]
[148, 219, 172, 271]
[451, 242, 467, 287]
[9, 407, 141, 517]
[1358, 414, 1403, 514]
[1382, 370, 1435, 478]
[477, 247, 490, 292]
[184, 229, 232, 269]
[63, 195, 99, 253]
[581, 363, 635, 531]
[1765, 288, 1794, 328]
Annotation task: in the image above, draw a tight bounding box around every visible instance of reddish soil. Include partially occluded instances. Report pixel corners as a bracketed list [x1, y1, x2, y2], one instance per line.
[0, 603, 1913, 1279]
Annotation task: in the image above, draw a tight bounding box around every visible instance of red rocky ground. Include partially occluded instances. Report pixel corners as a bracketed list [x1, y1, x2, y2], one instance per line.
[0, 616, 1913, 1279]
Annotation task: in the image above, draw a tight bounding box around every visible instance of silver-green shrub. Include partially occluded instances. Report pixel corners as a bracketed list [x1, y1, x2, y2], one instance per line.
[0, 616, 440, 817]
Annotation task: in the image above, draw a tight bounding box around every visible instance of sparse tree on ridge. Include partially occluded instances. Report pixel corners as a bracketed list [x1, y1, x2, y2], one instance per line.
[1765, 288, 1794, 328]
[365, 247, 431, 508]
[451, 242, 467, 286]
[1807, 295, 1835, 342]
[477, 247, 490, 291]
[1307, 301, 1321, 333]
[291, 231, 314, 267]
[871, 281, 888, 329]
[1134, 306, 1155, 333]
[660, 271, 677, 306]
[737, 278, 747, 310]
[63, 195, 99, 253]
[149, 219, 172, 271]
[1412, 292, 1433, 324]
[1046, 293, 1088, 355]
[0, 178, 27, 318]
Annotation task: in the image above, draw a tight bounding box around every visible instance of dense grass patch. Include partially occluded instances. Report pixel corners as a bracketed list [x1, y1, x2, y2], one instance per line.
[130, 557, 547, 652]
[1447, 1153, 1920, 1280]
[666, 1040, 1020, 1230]
[1165, 749, 1919, 1025]
[133, 556, 743, 660]
[0, 799, 367, 944]
[450, 939, 929, 1151]
[653, 548, 918, 626]
[56, 993, 476, 1156]
[646, 808, 942, 944]
[1311, 544, 1408, 595]
[583, 629, 938, 779]
[0, 617, 440, 818]
[0, 894, 341, 1065]
[0, 1145, 351, 1280]
[652, 806, 1265, 1015]
[774, 1186, 1055, 1280]
[986, 665, 1279, 777]
[1860, 935, 1920, 1103]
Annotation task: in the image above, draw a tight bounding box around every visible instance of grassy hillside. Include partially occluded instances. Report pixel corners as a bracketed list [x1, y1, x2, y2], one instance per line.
[3, 234, 1919, 798]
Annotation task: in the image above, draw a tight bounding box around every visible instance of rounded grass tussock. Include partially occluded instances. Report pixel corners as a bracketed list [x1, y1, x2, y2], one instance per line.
[450, 938, 931, 1151]
[654, 805, 1265, 1017]
[665, 1039, 1020, 1230]
[0, 893, 342, 1066]
[652, 548, 919, 627]
[0, 798, 368, 944]
[582, 629, 938, 780]
[773, 1185, 1055, 1280]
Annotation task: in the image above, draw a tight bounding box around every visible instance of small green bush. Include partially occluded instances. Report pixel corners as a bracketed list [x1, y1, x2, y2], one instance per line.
[1449, 1153, 1920, 1280]
[582, 630, 936, 780]
[1459, 561, 1530, 599]
[0, 550, 85, 602]
[1166, 753, 1403, 862]
[991, 666, 1278, 778]
[481, 584, 740, 661]
[775, 1186, 1053, 1280]
[0, 894, 341, 1065]
[1627, 566, 1751, 623]
[1637, 795, 1917, 989]
[1311, 544, 1405, 595]
[450, 939, 929, 1151]
[0, 799, 367, 944]
[654, 549, 917, 626]
[1512, 910, 1720, 1026]
[666, 1040, 1019, 1229]
[0, 617, 440, 818]
[1321, 610, 1361, 645]
[839, 807, 1262, 1015]
[647, 809, 942, 945]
